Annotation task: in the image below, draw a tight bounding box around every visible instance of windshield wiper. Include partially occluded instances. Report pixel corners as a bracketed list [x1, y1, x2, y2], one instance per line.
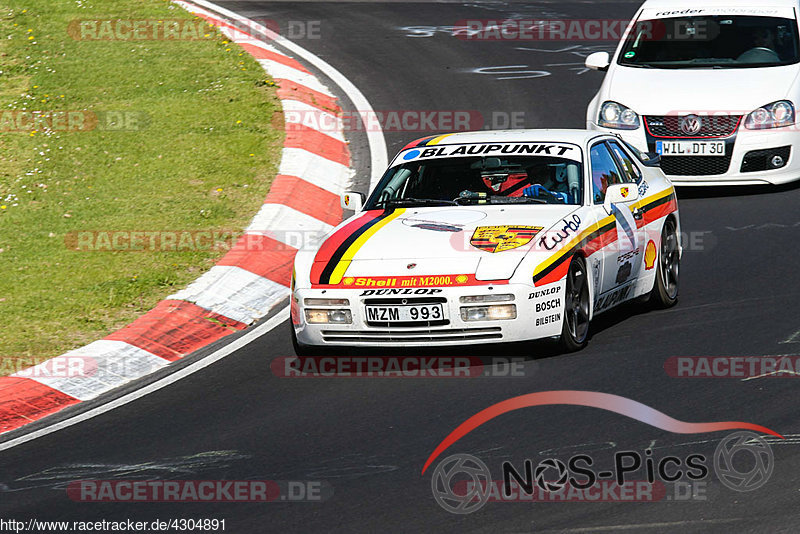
[454, 192, 548, 205]
[490, 197, 548, 204]
[378, 197, 457, 208]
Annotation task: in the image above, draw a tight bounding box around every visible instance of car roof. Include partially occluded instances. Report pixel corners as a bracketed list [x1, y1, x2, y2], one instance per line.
[401, 129, 610, 151]
[639, 0, 798, 9]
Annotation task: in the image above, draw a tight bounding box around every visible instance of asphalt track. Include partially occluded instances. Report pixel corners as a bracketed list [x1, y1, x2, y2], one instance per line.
[2, 2, 800, 532]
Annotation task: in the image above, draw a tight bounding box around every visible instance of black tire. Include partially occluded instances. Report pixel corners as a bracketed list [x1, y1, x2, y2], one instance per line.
[558, 256, 591, 352]
[649, 218, 680, 308]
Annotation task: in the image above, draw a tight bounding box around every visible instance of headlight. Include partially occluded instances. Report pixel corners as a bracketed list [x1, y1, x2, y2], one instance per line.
[304, 298, 350, 306]
[745, 100, 795, 130]
[459, 294, 515, 304]
[305, 309, 352, 324]
[460, 304, 517, 322]
[598, 101, 640, 130]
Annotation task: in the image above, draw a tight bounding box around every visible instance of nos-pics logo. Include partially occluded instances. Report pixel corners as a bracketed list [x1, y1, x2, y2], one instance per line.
[431, 432, 774, 514]
[422, 391, 781, 515]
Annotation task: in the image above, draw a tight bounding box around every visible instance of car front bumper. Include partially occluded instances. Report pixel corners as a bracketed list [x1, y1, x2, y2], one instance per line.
[291, 281, 566, 348]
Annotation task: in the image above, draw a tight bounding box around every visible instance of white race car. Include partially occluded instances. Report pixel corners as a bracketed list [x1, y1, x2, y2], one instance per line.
[291, 130, 681, 353]
[586, 0, 800, 186]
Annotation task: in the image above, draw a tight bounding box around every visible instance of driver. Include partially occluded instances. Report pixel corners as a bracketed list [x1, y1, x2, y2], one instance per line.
[753, 27, 776, 50]
[522, 165, 573, 203]
[479, 171, 531, 197]
[737, 27, 780, 62]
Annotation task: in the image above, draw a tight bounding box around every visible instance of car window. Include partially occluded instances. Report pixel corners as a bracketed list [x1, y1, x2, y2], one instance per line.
[607, 140, 642, 184]
[618, 15, 800, 69]
[366, 154, 584, 208]
[590, 142, 624, 203]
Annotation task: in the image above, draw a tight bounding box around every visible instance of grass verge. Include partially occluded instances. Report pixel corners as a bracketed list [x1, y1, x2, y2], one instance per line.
[0, 0, 283, 372]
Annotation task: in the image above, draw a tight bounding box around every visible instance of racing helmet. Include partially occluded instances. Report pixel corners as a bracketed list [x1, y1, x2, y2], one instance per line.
[480, 171, 529, 195]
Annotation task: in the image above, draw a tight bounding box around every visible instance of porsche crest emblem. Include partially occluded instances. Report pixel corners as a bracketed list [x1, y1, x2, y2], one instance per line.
[470, 225, 543, 253]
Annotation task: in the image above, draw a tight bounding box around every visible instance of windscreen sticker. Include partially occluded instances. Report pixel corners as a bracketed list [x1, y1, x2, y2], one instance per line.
[392, 142, 582, 166]
[641, 7, 795, 19]
[470, 225, 544, 253]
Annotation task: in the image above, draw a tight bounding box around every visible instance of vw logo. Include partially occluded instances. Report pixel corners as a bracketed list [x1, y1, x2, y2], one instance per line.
[430, 454, 491, 515]
[679, 114, 702, 135]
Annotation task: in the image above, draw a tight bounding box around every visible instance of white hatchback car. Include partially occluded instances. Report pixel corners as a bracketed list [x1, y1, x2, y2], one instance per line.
[586, 0, 800, 185]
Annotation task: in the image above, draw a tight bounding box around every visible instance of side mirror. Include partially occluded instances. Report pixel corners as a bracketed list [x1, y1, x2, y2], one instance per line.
[341, 191, 365, 212]
[604, 183, 639, 213]
[640, 152, 661, 167]
[585, 51, 611, 71]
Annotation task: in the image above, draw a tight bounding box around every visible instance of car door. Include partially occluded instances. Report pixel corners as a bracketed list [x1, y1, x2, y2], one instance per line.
[588, 140, 644, 296]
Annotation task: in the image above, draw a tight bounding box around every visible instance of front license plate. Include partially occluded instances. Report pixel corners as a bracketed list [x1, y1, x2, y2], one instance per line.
[656, 140, 725, 156]
[365, 304, 444, 323]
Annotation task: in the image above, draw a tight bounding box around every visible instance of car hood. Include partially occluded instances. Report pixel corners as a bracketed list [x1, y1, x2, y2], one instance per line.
[606, 65, 800, 115]
[313, 205, 580, 282]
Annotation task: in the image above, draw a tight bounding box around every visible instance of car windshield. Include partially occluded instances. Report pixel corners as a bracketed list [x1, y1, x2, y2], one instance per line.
[619, 15, 800, 69]
[365, 155, 583, 209]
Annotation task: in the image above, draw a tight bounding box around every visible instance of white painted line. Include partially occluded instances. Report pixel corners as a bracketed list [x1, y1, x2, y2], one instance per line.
[279, 147, 353, 194]
[0, 308, 289, 452]
[741, 370, 800, 381]
[779, 328, 800, 344]
[15, 341, 167, 401]
[187, 0, 388, 189]
[169, 266, 289, 324]
[545, 519, 741, 533]
[739, 354, 800, 381]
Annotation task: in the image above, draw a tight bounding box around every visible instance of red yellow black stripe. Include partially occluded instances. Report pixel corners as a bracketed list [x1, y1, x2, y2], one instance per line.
[533, 218, 617, 286]
[532, 188, 677, 286]
[311, 209, 405, 285]
[399, 133, 456, 151]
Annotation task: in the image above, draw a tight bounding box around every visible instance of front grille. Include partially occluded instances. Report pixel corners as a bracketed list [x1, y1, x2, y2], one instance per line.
[645, 115, 741, 138]
[322, 327, 503, 344]
[741, 146, 791, 173]
[659, 154, 733, 176]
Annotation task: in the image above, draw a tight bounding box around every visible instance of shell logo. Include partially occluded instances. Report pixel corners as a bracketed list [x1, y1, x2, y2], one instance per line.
[343, 277, 355, 286]
[455, 275, 469, 284]
[644, 240, 657, 270]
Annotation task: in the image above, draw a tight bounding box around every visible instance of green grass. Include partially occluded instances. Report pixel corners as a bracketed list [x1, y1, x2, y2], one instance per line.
[0, 0, 284, 369]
